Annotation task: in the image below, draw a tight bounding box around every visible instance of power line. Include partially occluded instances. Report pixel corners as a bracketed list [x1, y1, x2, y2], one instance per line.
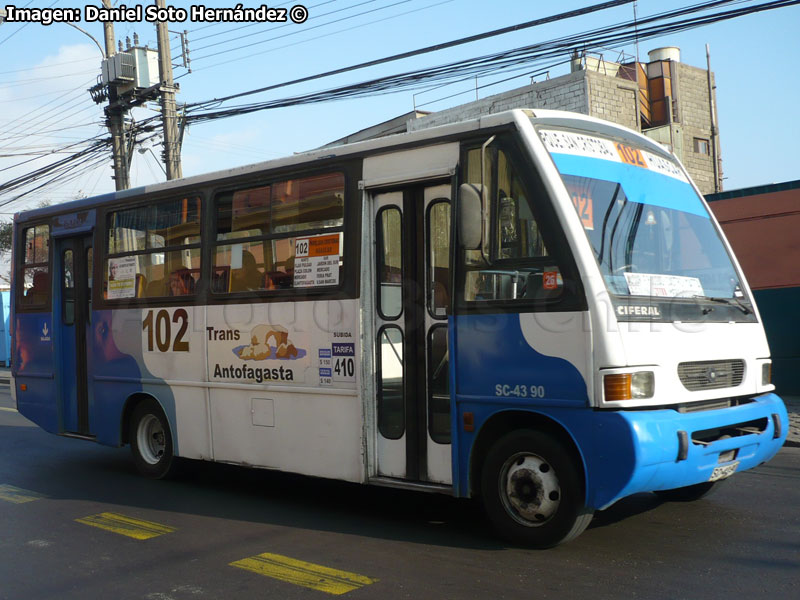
[187, 0, 341, 47]
[181, 0, 792, 122]
[182, 0, 455, 77]
[0, 55, 96, 76]
[188, 0, 637, 110]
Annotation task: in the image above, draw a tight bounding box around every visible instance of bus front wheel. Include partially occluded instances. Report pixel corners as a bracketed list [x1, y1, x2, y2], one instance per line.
[481, 430, 593, 548]
[129, 400, 177, 479]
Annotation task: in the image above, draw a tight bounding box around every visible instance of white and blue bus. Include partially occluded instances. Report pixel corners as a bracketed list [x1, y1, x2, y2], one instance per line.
[11, 109, 788, 547]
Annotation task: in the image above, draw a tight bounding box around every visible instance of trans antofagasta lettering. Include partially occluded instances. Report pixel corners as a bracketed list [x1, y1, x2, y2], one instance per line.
[214, 364, 294, 383]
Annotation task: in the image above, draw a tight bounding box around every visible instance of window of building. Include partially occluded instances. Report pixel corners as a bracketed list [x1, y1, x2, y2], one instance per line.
[694, 137, 710, 155]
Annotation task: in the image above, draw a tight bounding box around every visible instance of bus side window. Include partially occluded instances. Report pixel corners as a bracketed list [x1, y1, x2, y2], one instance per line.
[106, 197, 201, 300]
[212, 172, 344, 295]
[428, 201, 451, 318]
[460, 146, 562, 304]
[20, 225, 51, 307]
[63, 249, 74, 325]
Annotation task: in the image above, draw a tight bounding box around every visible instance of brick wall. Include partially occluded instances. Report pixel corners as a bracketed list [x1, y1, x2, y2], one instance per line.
[673, 62, 719, 194]
[585, 70, 639, 130]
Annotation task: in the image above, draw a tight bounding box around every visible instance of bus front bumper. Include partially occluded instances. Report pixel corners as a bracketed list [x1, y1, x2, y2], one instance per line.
[591, 393, 788, 509]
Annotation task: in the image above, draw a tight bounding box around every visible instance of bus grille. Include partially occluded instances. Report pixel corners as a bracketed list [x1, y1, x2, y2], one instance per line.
[677, 359, 745, 391]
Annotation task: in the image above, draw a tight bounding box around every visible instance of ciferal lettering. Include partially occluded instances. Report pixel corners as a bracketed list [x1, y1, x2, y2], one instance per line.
[617, 305, 661, 317]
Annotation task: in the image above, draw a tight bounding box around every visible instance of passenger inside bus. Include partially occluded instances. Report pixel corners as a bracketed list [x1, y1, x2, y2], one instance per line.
[25, 271, 49, 304]
[231, 251, 264, 291]
[168, 269, 196, 296]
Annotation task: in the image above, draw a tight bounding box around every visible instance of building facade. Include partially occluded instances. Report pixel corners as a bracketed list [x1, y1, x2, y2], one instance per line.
[406, 47, 722, 195]
[707, 180, 800, 395]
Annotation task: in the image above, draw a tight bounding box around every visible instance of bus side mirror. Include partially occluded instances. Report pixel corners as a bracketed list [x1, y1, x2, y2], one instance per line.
[458, 183, 483, 250]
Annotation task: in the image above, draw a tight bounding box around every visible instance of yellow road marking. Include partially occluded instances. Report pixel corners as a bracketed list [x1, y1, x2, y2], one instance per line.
[0, 407, 17, 412]
[0, 484, 45, 504]
[75, 512, 176, 540]
[230, 553, 377, 595]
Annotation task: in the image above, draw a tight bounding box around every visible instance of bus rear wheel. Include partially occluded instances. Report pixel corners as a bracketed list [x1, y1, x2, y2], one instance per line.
[481, 430, 593, 548]
[130, 400, 177, 479]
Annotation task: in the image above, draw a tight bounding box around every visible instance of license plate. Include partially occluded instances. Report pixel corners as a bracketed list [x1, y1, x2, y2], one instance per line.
[709, 461, 739, 482]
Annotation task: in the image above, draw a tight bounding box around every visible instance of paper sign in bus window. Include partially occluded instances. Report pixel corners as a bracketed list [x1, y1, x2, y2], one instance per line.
[108, 256, 137, 299]
[543, 271, 559, 290]
[624, 272, 704, 297]
[294, 233, 341, 288]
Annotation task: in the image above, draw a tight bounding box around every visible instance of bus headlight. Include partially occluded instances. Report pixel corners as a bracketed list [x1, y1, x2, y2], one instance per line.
[631, 371, 655, 399]
[762, 362, 772, 386]
[604, 371, 655, 401]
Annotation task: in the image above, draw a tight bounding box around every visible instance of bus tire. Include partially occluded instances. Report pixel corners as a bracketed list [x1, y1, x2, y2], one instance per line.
[654, 480, 724, 502]
[129, 399, 177, 479]
[481, 430, 593, 548]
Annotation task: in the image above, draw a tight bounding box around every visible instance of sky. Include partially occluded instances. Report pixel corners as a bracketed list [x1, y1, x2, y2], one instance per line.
[0, 0, 798, 221]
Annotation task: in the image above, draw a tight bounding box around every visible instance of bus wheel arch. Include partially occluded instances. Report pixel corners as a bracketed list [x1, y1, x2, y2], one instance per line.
[470, 411, 593, 547]
[123, 394, 178, 479]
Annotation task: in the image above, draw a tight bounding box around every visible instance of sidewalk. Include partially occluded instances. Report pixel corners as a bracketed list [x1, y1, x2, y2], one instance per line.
[0, 367, 797, 445]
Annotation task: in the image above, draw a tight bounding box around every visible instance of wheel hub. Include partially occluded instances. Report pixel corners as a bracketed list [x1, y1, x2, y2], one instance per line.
[137, 414, 166, 465]
[502, 454, 561, 526]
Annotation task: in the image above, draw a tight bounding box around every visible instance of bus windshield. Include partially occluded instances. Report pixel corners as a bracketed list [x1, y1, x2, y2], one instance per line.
[538, 126, 747, 307]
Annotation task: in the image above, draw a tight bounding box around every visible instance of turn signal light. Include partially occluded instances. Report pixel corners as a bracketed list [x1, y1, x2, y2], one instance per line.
[463, 412, 475, 432]
[604, 374, 631, 401]
[604, 371, 655, 401]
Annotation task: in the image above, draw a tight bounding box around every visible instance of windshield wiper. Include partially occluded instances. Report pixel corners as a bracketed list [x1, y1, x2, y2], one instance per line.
[692, 295, 752, 315]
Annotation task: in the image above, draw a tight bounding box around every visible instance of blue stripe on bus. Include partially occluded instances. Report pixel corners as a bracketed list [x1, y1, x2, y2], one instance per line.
[15, 310, 179, 452]
[455, 391, 787, 507]
[550, 153, 709, 218]
[450, 312, 589, 498]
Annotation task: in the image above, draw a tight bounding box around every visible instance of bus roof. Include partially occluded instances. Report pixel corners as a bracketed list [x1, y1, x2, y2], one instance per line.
[13, 109, 667, 223]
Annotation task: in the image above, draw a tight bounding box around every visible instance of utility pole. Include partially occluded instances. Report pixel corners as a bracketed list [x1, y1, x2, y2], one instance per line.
[156, 0, 182, 180]
[706, 44, 721, 194]
[102, 0, 130, 190]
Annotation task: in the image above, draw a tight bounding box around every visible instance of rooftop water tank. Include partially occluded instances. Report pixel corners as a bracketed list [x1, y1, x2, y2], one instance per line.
[648, 47, 681, 62]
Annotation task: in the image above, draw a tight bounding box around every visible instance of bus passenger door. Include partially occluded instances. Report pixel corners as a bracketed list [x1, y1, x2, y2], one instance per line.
[57, 235, 93, 435]
[373, 183, 452, 485]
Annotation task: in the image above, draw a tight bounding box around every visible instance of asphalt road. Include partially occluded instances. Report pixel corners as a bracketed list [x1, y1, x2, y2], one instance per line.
[0, 387, 798, 600]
